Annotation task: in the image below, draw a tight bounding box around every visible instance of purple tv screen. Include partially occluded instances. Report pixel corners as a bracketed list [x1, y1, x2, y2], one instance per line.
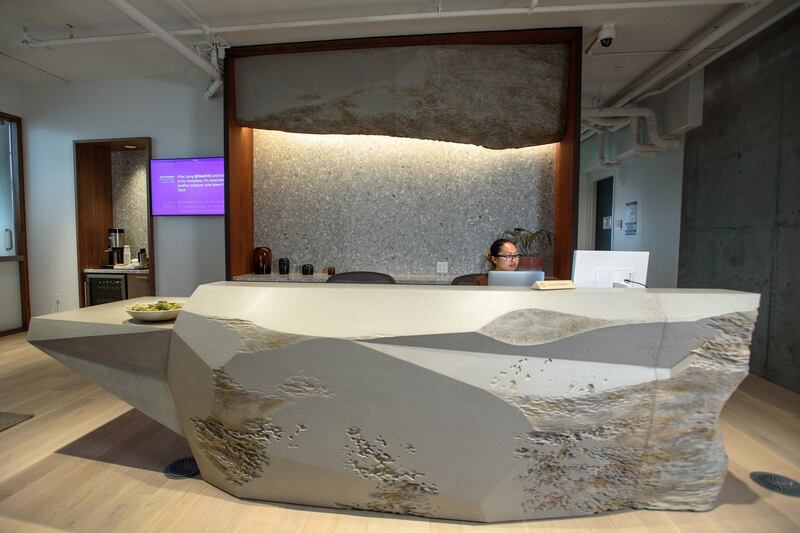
[150, 157, 225, 216]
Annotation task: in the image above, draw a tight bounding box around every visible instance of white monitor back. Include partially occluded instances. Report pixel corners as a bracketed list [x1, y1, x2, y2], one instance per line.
[571, 251, 649, 288]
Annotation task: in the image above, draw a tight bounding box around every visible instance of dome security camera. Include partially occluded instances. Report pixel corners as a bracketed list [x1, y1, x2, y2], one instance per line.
[599, 23, 615, 47]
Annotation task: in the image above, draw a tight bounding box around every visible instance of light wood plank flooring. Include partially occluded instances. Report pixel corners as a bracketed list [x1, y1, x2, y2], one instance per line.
[1, 332, 798, 532]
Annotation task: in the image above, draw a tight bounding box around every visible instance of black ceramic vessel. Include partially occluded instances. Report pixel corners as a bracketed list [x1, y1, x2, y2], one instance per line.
[278, 257, 290, 275]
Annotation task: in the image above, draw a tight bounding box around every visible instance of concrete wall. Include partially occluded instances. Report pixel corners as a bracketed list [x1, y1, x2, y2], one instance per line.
[18, 74, 225, 316]
[680, 10, 800, 392]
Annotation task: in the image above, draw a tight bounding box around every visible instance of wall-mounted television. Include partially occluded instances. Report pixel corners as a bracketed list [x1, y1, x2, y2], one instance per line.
[150, 157, 224, 216]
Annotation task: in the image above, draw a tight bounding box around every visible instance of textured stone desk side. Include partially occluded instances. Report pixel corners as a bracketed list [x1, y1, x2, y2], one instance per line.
[28, 284, 760, 522]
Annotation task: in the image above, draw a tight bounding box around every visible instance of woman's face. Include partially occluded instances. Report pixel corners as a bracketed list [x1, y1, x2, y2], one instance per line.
[492, 242, 519, 271]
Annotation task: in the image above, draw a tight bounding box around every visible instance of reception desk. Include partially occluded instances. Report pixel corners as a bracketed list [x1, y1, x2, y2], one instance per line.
[28, 282, 759, 522]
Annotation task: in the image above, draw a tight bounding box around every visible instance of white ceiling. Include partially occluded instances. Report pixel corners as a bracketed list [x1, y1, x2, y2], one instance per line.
[0, 0, 796, 107]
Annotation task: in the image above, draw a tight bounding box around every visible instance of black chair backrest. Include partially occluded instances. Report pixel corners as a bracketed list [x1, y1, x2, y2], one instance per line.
[451, 273, 483, 285]
[326, 271, 396, 284]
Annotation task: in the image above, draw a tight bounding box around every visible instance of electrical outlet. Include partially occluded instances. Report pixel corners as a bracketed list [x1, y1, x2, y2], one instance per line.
[436, 261, 448, 274]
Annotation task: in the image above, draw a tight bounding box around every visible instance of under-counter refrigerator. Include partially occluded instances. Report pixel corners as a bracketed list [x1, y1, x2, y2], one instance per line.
[85, 273, 126, 306]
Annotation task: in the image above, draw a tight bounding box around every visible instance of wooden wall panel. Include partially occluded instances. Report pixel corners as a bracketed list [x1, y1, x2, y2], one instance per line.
[75, 143, 112, 306]
[553, 29, 582, 280]
[224, 56, 254, 279]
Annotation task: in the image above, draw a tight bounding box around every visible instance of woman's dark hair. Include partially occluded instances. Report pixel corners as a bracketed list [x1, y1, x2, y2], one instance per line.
[490, 238, 516, 257]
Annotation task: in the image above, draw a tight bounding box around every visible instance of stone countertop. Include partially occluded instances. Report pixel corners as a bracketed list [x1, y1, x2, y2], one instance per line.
[84, 268, 150, 274]
[28, 296, 187, 337]
[234, 273, 456, 285]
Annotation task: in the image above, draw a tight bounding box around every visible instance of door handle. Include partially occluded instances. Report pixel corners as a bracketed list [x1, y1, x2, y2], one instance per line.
[4, 229, 12, 251]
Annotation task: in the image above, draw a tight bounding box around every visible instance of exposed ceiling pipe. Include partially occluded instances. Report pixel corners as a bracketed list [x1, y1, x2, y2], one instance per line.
[106, 0, 222, 97]
[597, 130, 619, 168]
[628, 116, 662, 155]
[26, 0, 751, 48]
[581, 120, 602, 142]
[637, 0, 800, 100]
[584, 116, 629, 128]
[205, 79, 223, 100]
[609, 0, 772, 107]
[583, 107, 679, 150]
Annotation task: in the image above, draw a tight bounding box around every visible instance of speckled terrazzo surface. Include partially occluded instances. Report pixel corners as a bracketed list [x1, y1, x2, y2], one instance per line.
[233, 273, 454, 285]
[111, 150, 148, 255]
[253, 130, 555, 276]
[236, 44, 568, 149]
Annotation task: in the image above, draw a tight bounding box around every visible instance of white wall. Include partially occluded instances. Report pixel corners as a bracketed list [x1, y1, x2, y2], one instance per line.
[20, 73, 224, 316]
[577, 75, 701, 289]
[579, 141, 684, 288]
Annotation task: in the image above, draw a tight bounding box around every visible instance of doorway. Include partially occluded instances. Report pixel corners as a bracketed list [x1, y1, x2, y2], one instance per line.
[74, 137, 154, 306]
[594, 176, 613, 251]
[0, 112, 30, 335]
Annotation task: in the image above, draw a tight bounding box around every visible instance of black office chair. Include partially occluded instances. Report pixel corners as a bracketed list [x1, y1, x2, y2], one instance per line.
[451, 273, 483, 285]
[326, 271, 396, 284]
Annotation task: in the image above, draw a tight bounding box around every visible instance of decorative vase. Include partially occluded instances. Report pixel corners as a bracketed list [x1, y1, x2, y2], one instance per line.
[253, 247, 272, 274]
[302, 264, 314, 275]
[278, 257, 290, 275]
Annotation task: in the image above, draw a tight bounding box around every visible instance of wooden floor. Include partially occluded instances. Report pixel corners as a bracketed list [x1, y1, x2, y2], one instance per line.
[1, 332, 798, 533]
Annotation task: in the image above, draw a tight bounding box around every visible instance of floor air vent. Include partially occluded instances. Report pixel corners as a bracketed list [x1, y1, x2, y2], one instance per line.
[750, 472, 800, 496]
[164, 457, 200, 479]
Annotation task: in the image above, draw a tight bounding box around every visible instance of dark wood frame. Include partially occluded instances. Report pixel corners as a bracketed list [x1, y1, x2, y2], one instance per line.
[74, 137, 154, 306]
[0, 111, 31, 336]
[224, 28, 581, 280]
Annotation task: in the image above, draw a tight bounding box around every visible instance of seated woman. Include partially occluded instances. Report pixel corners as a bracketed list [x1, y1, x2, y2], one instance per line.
[474, 238, 519, 285]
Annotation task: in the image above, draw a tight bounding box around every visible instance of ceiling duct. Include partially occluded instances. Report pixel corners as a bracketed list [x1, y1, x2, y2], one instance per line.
[106, 0, 223, 98]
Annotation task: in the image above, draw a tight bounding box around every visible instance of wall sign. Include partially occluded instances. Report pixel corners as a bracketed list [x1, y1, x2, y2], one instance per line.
[625, 201, 638, 236]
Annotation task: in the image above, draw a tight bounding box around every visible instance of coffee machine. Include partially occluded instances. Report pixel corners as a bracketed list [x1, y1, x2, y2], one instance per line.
[105, 228, 125, 266]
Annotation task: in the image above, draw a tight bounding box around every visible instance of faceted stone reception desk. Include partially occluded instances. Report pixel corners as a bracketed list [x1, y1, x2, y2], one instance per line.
[28, 282, 760, 522]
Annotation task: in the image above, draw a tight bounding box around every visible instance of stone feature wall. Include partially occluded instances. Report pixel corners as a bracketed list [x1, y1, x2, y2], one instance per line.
[111, 150, 148, 256]
[236, 44, 568, 150]
[253, 130, 556, 276]
[679, 10, 800, 392]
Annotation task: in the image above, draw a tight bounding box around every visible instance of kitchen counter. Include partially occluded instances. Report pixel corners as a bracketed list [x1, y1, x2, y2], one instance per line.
[28, 283, 759, 522]
[84, 268, 149, 274]
[234, 272, 455, 284]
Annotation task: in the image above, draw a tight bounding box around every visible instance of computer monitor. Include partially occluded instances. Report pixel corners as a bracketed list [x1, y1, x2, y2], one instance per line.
[487, 270, 545, 287]
[571, 251, 649, 288]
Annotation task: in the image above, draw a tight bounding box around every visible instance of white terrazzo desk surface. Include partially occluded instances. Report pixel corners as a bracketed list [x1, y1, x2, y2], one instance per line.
[234, 273, 455, 284]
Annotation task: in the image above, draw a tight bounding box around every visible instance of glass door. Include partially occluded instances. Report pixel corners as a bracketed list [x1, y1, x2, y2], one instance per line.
[0, 112, 30, 334]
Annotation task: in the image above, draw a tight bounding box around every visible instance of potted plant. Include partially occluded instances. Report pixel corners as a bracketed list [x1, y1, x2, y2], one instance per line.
[498, 227, 554, 271]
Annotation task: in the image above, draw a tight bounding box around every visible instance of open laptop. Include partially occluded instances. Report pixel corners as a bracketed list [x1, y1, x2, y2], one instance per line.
[487, 270, 545, 287]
